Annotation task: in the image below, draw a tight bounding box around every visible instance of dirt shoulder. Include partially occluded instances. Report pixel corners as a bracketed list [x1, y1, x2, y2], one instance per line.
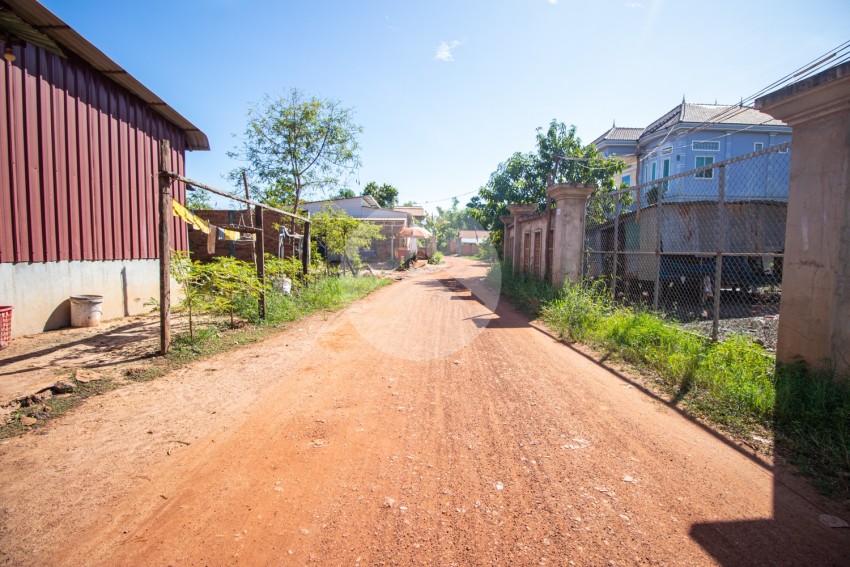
[0, 257, 847, 566]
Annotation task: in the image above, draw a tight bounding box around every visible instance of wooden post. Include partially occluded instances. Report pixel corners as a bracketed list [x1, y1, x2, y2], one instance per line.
[244, 170, 256, 267]
[158, 140, 171, 355]
[302, 215, 311, 277]
[255, 205, 265, 320]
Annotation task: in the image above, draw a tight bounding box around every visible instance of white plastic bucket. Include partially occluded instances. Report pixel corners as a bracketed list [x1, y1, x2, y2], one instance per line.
[70, 295, 104, 327]
[273, 277, 293, 296]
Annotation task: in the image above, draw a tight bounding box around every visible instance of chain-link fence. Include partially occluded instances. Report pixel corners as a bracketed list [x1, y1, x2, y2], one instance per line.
[583, 143, 790, 350]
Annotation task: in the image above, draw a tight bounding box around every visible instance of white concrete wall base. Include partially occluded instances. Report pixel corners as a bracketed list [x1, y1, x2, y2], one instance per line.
[0, 260, 163, 338]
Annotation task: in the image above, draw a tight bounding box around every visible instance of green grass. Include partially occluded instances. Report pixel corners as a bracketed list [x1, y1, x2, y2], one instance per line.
[491, 262, 850, 499]
[486, 266, 557, 317]
[233, 275, 391, 325]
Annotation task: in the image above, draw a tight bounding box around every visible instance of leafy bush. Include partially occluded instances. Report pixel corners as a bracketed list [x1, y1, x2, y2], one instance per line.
[428, 251, 444, 265]
[265, 254, 313, 293]
[203, 256, 264, 327]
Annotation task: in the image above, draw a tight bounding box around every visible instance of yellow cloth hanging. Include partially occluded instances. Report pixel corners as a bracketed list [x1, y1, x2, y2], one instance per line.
[171, 199, 211, 234]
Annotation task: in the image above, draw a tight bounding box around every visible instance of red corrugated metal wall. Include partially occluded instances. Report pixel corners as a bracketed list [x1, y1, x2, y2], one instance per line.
[1, 43, 188, 264]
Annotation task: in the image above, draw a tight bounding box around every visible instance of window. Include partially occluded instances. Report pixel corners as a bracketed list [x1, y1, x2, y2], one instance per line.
[754, 142, 764, 151]
[621, 174, 631, 186]
[695, 156, 714, 178]
[692, 140, 720, 151]
[651, 163, 657, 181]
[662, 158, 670, 190]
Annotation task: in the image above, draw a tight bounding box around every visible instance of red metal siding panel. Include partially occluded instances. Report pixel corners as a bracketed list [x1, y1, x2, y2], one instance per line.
[2, 44, 191, 264]
[51, 57, 69, 261]
[0, 61, 14, 263]
[64, 65, 81, 260]
[78, 68, 93, 260]
[123, 98, 140, 259]
[23, 48, 44, 263]
[9, 56, 28, 262]
[91, 78, 109, 260]
[37, 49, 58, 262]
[138, 107, 151, 257]
[109, 90, 127, 260]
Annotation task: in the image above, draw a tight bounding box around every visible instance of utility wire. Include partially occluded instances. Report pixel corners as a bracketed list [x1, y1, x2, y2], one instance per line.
[634, 39, 849, 166]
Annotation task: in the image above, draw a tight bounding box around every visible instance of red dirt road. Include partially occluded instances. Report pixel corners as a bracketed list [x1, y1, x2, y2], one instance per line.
[1, 258, 848, 566]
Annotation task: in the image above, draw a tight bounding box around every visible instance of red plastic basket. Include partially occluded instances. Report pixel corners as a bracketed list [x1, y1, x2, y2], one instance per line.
[0, 306, 12, 349]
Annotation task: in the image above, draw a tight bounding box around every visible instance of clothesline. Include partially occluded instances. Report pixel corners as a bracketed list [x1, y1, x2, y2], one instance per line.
[171, 198, 255, 253]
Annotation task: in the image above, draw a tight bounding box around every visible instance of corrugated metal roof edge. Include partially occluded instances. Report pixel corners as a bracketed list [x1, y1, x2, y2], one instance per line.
[4, 0, 209, 151]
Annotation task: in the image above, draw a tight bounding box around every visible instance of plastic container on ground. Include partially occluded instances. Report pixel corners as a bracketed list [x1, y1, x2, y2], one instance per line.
[273, 277, 293, 296]
[70, 295, 104, 327]
[0, 306, 12, 349]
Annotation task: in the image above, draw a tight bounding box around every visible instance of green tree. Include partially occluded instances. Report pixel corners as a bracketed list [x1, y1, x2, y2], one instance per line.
[425, 197, 479, 251]
[311, 205, 384, 273]
[467, 151, 540, 242]
[363, 181, 399, 208]
[331, 187, 356, 199]
[186, 189, 213, 211]
[171, 250, 212, 340]
[467, 120, 625, 253]
[228, 89, 363, 216]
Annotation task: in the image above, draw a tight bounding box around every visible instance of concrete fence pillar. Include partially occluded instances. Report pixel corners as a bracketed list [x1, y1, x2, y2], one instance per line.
[507, 204, 537, 275]
[756, 61, 850, 375]
[546, 183, 597, 289]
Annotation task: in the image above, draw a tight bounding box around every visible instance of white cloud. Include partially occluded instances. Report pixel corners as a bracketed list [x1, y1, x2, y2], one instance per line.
[625, 2, 644, 7]
[435, 40, 463, 62]
[548, 0, 558, 4]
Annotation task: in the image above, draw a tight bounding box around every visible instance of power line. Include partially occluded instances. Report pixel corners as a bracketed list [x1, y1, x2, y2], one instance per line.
[633, 39, 849, 167]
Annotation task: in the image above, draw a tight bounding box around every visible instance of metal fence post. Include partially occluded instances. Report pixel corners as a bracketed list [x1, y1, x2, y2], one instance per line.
[653, 185, 662, 311]
[712, 165, 726, 341]
[612, 192, 620, 299]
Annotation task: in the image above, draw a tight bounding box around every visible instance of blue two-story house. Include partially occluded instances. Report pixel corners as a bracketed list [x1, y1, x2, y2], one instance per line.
[589, 102, 792, 291]
[594, 102, 791, 195]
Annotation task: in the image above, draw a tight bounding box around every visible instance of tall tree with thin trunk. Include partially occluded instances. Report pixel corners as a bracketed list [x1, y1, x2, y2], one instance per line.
[228, 89, 363, 224]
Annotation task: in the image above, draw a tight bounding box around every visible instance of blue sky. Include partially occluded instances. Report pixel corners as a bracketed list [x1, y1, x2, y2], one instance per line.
[41, 0, 850, 211]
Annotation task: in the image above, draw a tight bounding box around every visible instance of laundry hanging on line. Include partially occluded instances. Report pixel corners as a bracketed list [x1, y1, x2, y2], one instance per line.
[171, 199, 211, 234]
[171, 198, 246, 242]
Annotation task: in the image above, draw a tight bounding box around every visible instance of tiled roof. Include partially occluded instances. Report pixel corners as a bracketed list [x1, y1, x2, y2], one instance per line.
[593, 126, 643, 146]
[642, 103, 785, 138]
